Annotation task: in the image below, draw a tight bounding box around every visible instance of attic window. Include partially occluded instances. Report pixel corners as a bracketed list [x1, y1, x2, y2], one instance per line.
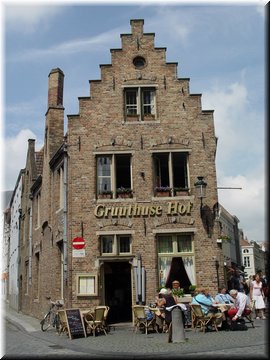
[133, 56, 146, 69]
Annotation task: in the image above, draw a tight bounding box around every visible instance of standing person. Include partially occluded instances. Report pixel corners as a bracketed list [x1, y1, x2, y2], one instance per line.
[230, 271, 240, 291]
[227, 289, 252, 321]
[250, 273, 266, 319]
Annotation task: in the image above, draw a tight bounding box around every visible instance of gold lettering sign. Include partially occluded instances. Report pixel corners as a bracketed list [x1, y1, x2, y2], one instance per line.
[94, 202, 193, 218]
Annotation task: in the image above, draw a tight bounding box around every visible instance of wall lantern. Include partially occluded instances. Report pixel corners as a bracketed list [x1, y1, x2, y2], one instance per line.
[194, 176, 207, 212]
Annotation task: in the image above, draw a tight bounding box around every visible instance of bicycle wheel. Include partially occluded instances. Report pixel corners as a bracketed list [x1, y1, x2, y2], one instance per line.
[41, 312, 52, 331]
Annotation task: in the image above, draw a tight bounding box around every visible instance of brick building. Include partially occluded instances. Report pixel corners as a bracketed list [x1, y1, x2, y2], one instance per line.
[19, 19, 224, 323]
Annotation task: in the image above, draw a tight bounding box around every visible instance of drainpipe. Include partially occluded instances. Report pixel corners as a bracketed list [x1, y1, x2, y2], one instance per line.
[28, 196, 33, 285]
[63, 139, 68, 287]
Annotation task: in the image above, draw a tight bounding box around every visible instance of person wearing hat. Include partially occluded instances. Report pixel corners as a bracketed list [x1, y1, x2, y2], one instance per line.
[156, 288, 176, 334]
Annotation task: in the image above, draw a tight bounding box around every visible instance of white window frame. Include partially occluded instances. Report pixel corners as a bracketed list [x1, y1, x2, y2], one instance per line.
[76, 274, 98, 296]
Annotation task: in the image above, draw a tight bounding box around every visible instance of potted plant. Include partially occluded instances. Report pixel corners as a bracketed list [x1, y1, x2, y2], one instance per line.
[188, 285, 196, 296]
[171, 287, 185, 302]
[97, 190, 113, 199]
[116, 187, 133, 198]
[217, 235, 231, 243]
[154, 186, 171, 197]
[174, 187, 189, 196]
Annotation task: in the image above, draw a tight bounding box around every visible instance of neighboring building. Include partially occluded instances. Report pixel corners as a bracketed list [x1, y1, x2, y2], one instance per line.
[1, 191, 13, 300]
[8, 170, 25, 311]
[19, 19, 224, 322]
[240, 235, 268, 279]
[214, 203, 242, 288]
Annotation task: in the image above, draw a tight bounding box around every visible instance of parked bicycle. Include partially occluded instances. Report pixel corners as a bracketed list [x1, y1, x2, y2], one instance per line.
[40, 296, 64, 332]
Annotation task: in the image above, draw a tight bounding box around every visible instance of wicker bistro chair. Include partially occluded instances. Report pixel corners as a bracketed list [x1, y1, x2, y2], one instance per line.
[132, 305, 158, 335]
[95, 306, 112, 332]
[83, 307, 108, 336]
[190, 304, 218, 333]
[57, 309, 68, 336]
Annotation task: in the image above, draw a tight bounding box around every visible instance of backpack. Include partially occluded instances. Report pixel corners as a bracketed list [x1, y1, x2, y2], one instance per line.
[230, 318, 248, 331]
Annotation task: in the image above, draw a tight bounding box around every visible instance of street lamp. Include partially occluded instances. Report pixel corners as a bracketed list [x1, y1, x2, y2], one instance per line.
[194, 176, 207, 214]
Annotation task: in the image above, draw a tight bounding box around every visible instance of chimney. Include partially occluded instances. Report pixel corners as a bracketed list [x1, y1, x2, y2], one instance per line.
[130, 19, 144, 37]
[48, 68, 64, 108]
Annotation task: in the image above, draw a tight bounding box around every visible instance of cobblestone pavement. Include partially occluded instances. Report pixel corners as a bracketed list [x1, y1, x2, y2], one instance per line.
[2, 302, 269, 359]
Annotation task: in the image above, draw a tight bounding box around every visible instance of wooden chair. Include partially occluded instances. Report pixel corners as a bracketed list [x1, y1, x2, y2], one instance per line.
[190, 304, 218, 333]
[57, 309, 68, 336]
[243, 299, 255, 328]
[132, 305, 158, 335]
[84, 307, 107, 336]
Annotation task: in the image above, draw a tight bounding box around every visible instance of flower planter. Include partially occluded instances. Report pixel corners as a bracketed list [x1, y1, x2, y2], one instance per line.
[117, 193, 132, 198]
[156, 191, 170, 197]
[175, 190, 189, 196]
[98, 194, 112, 199]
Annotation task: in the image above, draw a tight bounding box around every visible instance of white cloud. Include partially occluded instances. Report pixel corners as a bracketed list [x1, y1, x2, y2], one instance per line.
[6, 27, 121, 62]
[4, 5, 63, 33]
[4, 129, 42, 190]
[218, 171, 265, 242]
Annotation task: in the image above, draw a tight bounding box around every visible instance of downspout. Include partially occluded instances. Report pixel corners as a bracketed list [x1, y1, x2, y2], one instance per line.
[63, 139, 68, 288]
[28, 196, 33, 285]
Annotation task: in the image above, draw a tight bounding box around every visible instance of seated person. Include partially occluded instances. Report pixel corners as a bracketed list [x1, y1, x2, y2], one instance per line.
[156, 288, 176, 329]
[227, 289, 252, 321]
[192, 287, 223, 328]
[215, 286, 234, 304]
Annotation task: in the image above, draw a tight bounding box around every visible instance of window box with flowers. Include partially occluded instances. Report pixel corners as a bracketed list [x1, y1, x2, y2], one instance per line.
[155, 186, 172, 197]
[97, 190, 113, 199]
[116, 187, 133, 198]
[217, 235, 231, 243]
[173, 187, 189, 196]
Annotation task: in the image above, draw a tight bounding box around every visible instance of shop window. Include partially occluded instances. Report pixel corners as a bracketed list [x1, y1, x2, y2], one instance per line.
[153, 152, 189, 197]
[97, 154, 132, 199]
[124, 87, 156, 121]
[76, 274, 98, 296]
[101, 235, 131, 255]
[157, 234, 195, 291]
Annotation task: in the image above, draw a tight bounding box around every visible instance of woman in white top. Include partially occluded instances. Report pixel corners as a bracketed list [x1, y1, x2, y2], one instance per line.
[250, 273, 266, 319]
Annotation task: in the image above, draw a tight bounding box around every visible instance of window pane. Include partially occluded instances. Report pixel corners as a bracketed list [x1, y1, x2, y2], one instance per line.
[97, 156, 112, 193]
[153, 153, 169, 188]
[119, 236, 130, 253]
[115, 154, 131, 189]
[143, 89, 155, 115]
[172, 153, 188, 188]
[126, 89, 138, 115]
[177, 235, 192, 252]
[158, 236, 173, 253]
[102, 236, 113, 253]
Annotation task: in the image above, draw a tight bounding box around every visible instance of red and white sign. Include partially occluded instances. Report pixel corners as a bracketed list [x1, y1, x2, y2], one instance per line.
[72, 237, 85, 250]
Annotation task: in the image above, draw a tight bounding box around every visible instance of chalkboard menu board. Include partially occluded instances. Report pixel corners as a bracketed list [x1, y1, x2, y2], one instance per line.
[65, 308, 86, 339]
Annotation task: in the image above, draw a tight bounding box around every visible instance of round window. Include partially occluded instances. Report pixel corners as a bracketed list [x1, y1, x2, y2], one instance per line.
[133, 56, 146, 69]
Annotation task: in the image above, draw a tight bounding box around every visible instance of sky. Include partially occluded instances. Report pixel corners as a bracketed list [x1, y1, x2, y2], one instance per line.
[0, 0, 267, 245]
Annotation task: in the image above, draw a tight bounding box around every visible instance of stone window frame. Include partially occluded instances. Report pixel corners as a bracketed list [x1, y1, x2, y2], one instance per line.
[96, 153, 133, 199]
[100, 234, 132, 256]
[123, 85, 157, 122]
[152, 150, 190, 197]
[76, 274, 98, 297]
